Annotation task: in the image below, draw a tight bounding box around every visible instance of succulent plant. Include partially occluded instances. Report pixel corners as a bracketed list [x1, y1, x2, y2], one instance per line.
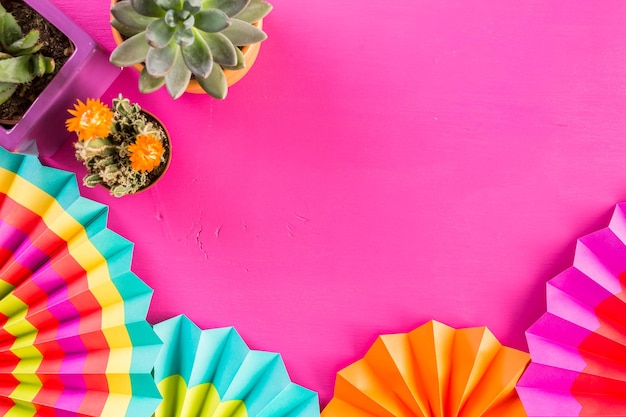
[110, 0, 272, 99]
[67, 95, 169, 197]
[0, 4, 55, 105]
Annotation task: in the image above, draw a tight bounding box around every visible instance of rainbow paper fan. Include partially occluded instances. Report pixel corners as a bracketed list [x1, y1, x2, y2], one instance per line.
[517, 203, 626, 416]
[152, 315, 320, 417]
[322, 320, 530, 417]
[0, 148, 162, 416]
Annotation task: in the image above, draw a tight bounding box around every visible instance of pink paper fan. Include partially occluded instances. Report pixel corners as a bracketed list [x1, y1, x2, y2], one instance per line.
[517, 203, 626, 416]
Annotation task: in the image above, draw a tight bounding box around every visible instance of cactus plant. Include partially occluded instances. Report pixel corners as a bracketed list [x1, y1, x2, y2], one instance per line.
[0, 3, 55, 105]
[110, 0, 272, 100]
[67, 95, 170, 197]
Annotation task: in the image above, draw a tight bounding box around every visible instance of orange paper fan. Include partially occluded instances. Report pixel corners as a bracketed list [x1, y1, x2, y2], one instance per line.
[322, 320, 530, 417]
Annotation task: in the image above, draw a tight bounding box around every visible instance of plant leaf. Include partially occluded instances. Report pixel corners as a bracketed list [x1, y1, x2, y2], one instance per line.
[0, 10, 22, 48]
[110, 32, 150, 66]
[131, 0, 166, 17]
[111, 1, 157, 30]
[7, 30, 40, 55]
[235, 0, 272, 22]
[0, 82, 16, 105]
[139, 67, 166, 93]
[155, 0, 183, 10]
[221, 18, 266, 46]
[221, 44, 244, 70]
[145, 42, 177, 76]
[111, 17, 145, 37]
[202, 0, 250, 17]
[193, 9, 231, 33]
[0, 55, 37, 83]
[196, 61, 227, 99]
[174, 26, 195, 46]
[146, 19, 175, 48]
[181, 29, 212, 78]
[164, 49, 191, 99]
[199, 32, 236, 66]
[183, 0, 201, 13]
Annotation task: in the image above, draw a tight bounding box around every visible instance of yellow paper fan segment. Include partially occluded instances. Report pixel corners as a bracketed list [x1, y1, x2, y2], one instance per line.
[0, 149, 162, 416]
[322, 321, 529, 417]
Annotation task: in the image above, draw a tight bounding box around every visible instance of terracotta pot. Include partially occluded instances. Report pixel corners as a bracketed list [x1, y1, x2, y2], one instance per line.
[133, 109, 172, 194]
[110, 0, 263, 94]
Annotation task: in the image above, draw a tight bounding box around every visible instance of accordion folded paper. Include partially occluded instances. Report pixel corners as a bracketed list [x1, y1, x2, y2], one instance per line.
[322, 320, 529, 417]
[0, 148, 162, 416]
[517, 203, 626, 416]
[152, 315, 320, 417]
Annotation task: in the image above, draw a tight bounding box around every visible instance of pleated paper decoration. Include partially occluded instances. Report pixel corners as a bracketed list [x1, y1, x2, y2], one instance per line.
[0, 148, 162, 416]
[322, 320, 530, 417]
[517, 203, 626, 416]
[152, 315, 320, 417]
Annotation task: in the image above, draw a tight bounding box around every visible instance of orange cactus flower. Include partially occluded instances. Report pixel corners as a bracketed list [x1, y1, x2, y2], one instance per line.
[66, 98, 114, 141]
[128, 133, 165, 173]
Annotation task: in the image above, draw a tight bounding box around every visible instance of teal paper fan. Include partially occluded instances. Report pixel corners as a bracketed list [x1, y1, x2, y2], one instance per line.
[152, 315, 320, 417]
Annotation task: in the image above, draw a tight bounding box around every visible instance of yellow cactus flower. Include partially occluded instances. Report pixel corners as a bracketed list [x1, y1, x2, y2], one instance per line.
[66, 98, 114, 141]
[128, 133, 165, 173]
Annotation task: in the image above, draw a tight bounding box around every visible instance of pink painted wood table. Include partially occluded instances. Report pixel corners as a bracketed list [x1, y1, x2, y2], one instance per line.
[44, 0, 626, 406]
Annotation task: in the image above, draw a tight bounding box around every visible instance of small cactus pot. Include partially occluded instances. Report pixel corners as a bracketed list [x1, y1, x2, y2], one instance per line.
[110, 0, 264, 95]
[98, 108, 172, 197]
[0, 0, 120, 156]
[130, 109, 171, 194]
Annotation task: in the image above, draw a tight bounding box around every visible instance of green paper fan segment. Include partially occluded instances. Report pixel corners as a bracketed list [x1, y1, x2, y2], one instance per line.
[0, 148, 162, 416]
[152, 315, 320, 417]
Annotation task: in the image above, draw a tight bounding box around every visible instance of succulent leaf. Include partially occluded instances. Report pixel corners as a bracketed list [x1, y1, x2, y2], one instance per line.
[111, 17, 145, 37]
[164, 49, 191, 98]
[199, 32, 237, 66]
[221, 43, 245, 69]
[7, 30, 41, 55]
[31, 54, 55, 76]
[221, 19, 266, 45]
[181, 29, 212, 78]
[146, 19, 175, 48]
[202, 0, 250, 17]
[131, 0, 166, 17]
[182, 14, 195, 29]
[139, 68, 166, 93]
[235, 0, 272, 22]
[145, 42, 177, 77]
[155, 0, 184, 10]
[110, 32, 151, 66]
[196, 61, 227, 99]
[0, 9, 22, 49]
[112, 1, 157, 30]
[0, 82, 16, 105]
[174, 26, 195, 46]
[193, 9, 231, 33]
[0, 55, 50, 83]
[183, 0, 201, 13]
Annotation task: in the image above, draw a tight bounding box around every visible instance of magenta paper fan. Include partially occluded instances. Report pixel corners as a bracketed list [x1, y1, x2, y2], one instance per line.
[517, 203, 626, 416]
[0, 147, 162, 416]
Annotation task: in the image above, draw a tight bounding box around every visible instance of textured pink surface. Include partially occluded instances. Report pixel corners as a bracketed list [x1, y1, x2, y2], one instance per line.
[43, 0, 626, 406]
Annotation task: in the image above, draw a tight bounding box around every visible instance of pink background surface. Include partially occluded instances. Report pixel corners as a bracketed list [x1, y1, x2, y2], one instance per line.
[44, 0, 626, 406]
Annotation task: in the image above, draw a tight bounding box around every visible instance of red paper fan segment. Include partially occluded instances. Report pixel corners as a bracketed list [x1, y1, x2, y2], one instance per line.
[0, 148, 162, 416]
[518, 203, 626, 416]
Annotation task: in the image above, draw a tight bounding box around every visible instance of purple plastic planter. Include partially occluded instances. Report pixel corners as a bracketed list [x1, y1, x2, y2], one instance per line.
[0, 0, 120, 156]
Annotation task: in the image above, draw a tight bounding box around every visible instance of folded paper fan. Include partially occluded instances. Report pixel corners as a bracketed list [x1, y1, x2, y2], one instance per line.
[0, 148, 162, 416]
[322, 320, 530, 417]
[517, 203, 626, 416]
[152, 315, 320, 417]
